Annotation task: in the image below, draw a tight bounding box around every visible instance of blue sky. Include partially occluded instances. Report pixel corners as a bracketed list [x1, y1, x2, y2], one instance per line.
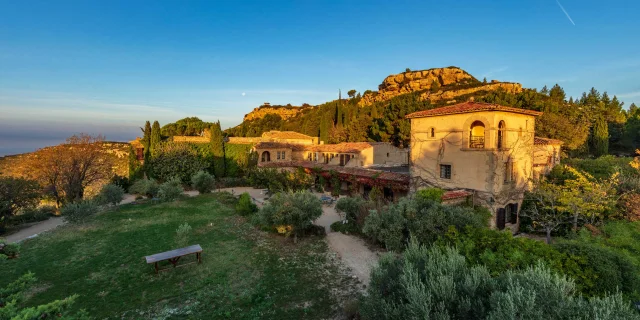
[1, 0, 639, 156]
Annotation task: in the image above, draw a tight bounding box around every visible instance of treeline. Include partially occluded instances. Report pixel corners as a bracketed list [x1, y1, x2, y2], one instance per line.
[226, 80, 640, 157]
[134, 120, 257, 183]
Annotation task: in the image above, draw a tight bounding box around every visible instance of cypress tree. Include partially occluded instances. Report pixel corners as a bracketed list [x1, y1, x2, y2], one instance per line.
[320, 115, 329, 143]
[590, 116, 609, 157]
[150, 121, 161, 154]
[210, 121, 225, 177]
[142, 121, 152, 177]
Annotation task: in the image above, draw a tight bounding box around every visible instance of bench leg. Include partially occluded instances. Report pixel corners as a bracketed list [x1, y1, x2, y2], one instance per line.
[154, 262, 158, 274]
[197, 252, 202, 264]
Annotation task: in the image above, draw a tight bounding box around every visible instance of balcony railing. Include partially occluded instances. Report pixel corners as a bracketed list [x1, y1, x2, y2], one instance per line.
[469, 136, 485, 149]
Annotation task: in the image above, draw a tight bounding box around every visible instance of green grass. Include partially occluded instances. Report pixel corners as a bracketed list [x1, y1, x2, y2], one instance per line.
[1, 193, 360, 319]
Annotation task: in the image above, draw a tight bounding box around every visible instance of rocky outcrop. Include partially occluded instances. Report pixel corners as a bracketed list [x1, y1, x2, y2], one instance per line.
[359, 67, 478, 106]
[420, 82, 523, 102]
[243, 105, 312, 122]
[358, 67, 522, 106]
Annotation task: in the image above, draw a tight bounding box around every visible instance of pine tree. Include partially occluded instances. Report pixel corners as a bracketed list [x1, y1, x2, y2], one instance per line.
[430, 80, 440, 93]
[210, 121, 225, 177]
[590, 116, 609, 156]
[482, 77, 487, 84]
[150, 121, 161, 154]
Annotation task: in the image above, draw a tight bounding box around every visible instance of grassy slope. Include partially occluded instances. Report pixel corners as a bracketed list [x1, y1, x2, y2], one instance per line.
[1, 193, 359, 319]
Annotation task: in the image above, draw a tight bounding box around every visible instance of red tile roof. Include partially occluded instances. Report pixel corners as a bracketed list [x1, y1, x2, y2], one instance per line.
[254, 141, 392, 153]
[441, 189, 473, 200]
[534, 137, 564, 145]
[405, 102, 543, 119]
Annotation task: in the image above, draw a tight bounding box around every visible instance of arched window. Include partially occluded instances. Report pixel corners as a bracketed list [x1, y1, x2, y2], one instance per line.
[261, 151, 271, 162]
[497, 120, 505, 149]
[469, 121, 485, 148]
[430, 127, 435, 138]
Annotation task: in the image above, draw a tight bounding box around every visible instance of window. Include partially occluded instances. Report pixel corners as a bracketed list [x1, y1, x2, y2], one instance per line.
[469, 121, 485, 148]
[504, 161, 516, 183]
[497, 121, 505, 149]
[430, 127, 435, 138]
[440, 164, 452, 179]
[307, 152, 312, 161]
[386, 153, 390, 157]
[276, 151, 281, 160]
[282, 151, 286, 159]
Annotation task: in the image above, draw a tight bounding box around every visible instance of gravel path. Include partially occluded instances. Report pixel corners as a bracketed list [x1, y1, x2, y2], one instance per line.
[4, 217, 65, 243]
[313, 199, 379, 287]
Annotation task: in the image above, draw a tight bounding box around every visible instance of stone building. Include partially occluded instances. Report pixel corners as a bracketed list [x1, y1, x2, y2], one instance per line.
[254, 141, 408, 168]
[406, 101, 560, 231]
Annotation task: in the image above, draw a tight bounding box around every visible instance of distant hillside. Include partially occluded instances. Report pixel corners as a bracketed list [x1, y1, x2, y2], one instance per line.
[228, 65, 635, 156]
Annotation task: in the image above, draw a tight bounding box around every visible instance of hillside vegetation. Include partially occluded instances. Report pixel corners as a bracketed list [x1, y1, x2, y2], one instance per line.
[226, 66, 640, 157]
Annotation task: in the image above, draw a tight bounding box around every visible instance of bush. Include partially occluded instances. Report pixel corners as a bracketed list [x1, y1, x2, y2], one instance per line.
[211, 191, 239, 207]
[248, 167, 313, 193]
[191, 170, 215, 194]
[97, 183, 125, 206]
[236, 192, 257, 216]
[0, 177, 41, 228]
[335, 197, 369, 226]
[175, 222, 192, 247]
[109, 174, 131, 190]
[157, 178, 184, 202]
[0, 239, 20, 258]
[218, 177, 249, 188]
[254, 191, 323, 242]
[149, 142, 208, 183]
[0, 273, 89, 319]
[359, 241, 639, 320]
[415, 187, 445, 203]
[128, 178, 159, 198]
[8, 206, 55, 225]
[330, 220, 360, 234]
[61, 201, 98, 224]
[362, 197, 485, 251]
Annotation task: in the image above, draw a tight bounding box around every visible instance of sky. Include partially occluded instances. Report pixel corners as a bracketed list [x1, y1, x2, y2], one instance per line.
[1, 0, 639, 156]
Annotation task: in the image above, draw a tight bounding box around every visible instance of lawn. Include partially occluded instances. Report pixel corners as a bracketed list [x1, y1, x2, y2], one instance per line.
[0, 193, 360, 319]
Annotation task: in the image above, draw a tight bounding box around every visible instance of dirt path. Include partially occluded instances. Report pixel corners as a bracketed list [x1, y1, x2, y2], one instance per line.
[313, 198, 379, 287]
[5, 217, 65, 243]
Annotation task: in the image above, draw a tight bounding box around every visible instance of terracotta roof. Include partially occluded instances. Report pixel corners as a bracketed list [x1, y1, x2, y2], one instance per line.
[405, 102, 543, 119]
[258, 160, 410, 187]
[254, 142, 308, 151]
[312, 142, 382, 153]
[534, 137, 564, 145]
[441, 189, 473, 201]
[261, 131, 315, 140]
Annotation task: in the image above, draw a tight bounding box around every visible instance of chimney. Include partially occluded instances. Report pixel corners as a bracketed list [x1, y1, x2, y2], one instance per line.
[468, 96, 475, 102]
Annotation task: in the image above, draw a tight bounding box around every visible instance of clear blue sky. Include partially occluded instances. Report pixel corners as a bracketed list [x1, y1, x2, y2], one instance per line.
[1, 0, 639, 155]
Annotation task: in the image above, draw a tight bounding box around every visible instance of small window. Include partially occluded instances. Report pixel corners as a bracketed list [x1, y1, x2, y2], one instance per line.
[276, 151, 281, 160]
[282, 151, 286, 159]
[440, 164, 452, 179]
[386, 153, 390, 157]
[504, 161, 516, 182]
[430, 127, 435, 138]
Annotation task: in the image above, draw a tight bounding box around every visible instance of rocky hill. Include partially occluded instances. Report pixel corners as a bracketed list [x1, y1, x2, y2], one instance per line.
[243, 104, 314, 122]
[359, 67, 522, 106]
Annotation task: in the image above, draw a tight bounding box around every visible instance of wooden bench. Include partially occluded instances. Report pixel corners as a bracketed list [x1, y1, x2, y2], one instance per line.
[144, 244, 203, 274]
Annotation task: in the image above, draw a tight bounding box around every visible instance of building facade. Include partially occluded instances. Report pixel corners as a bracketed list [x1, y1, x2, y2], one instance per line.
[406, 101, 550, 230]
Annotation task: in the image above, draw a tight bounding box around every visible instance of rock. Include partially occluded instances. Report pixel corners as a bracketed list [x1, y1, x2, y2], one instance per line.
[358, 67, 523, 107]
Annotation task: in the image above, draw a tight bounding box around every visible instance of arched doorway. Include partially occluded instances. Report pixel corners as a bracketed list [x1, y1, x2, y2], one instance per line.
[497, 120, 505, 149]
[469, 121, 485, 148]
[261, 151, 271, 162]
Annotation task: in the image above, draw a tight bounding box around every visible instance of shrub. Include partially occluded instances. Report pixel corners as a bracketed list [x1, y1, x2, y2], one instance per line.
[175, 222, 192, 247]
[362, 197, 485, 251]
[0, 177, 41, 228]
[359, 241, 639, 320]
[0, 239, 20, 258]
[236, 192, 257, 216]
[0, 273, 89, 319]
[248, 167, 313, 193]
[415, 187, 445, 203]
[129, 178, 159, 198]
[97, 183, 125, 206]
[61, 201, 98, 224]
[218, 177, 248, 188]
[211, 191, 239, 207]
[335, 197, 369, 226]
[149, 142, 208, 183]
[109, 174, 131, 190]
[330, 220, 360, 234]
[191, 171, 215, 194]
[157, 178, 184, 202]
[254, 191, 323, 242]
[8, 206, 55, 225]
